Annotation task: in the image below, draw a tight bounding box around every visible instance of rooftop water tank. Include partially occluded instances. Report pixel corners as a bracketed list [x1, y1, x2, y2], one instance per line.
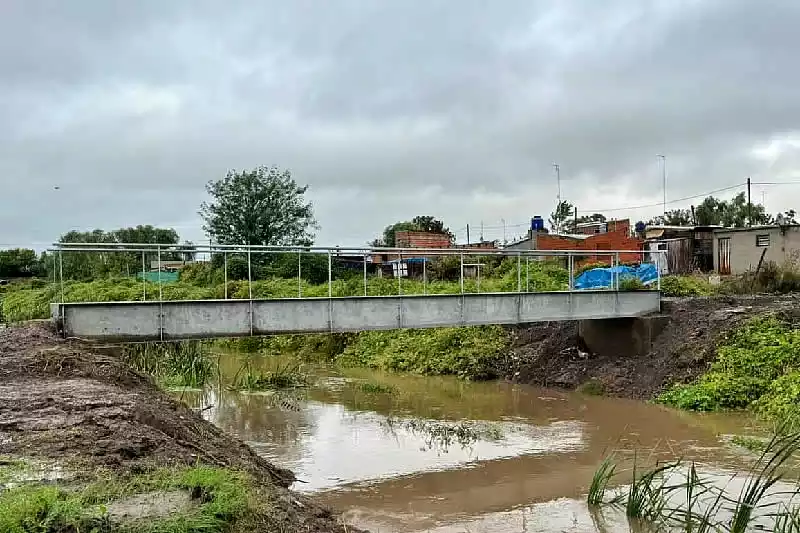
[531, 216, 544, 231]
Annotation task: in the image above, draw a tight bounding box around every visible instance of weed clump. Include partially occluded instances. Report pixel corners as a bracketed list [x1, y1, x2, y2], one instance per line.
[657, 316, 800, 418]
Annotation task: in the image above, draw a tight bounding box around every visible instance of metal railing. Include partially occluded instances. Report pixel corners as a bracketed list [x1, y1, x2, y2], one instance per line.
[48, 242, 664, 305]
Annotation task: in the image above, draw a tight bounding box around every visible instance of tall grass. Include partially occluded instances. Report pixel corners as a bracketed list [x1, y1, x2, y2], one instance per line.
[122, 341, 216, 388]
[588, 424, 800, 532]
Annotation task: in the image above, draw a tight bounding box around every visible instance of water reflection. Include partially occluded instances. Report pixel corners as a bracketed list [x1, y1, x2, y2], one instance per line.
[177, 353, 766, 532]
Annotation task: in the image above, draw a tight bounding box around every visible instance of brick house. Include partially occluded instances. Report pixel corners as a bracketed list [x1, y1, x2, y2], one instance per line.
[504, 218, 643, 265]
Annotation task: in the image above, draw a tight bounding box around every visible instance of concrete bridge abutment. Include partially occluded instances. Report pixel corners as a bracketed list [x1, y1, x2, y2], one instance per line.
[578, 314, 670, 359]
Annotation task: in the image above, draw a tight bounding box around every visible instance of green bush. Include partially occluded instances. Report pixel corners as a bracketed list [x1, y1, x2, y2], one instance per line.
[660, 275, 716, 297]
[658, 317, 800, 417]
[339, 326, 509, 380]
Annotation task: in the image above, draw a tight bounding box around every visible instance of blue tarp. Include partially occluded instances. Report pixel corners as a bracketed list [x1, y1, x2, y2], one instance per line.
[574, 263, 658, 290]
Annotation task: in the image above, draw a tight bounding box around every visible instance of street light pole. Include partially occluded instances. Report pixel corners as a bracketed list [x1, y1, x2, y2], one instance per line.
[657, 155, 666, 215]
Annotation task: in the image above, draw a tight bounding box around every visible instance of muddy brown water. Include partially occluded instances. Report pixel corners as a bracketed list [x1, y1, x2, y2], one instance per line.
[176, 354, 768, 532]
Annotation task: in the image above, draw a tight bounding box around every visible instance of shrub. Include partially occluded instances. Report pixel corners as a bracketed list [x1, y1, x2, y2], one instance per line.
[658, 317, 800, 416]
[339, 326, 509, 380]
[660, 275, 716, 297]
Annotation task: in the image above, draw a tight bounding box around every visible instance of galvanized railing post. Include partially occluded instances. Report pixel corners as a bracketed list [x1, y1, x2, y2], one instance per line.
[568, 253, 574, 292]
[657, 251, 662, 291]
[460, 252, 464, 293]
[327, 250, 332, 297]
[157, 244, 163, 341]
[517, 253, 521, 292]
[423, 255, 427, 295]
[398, 252, 403, 295]
[247, 246, 253, 300]
[157, 245, 163, 301]
[477, 255, 481, 293]
[297, 249, 302, 298]
[223, 251, 228, 299]
[58, 248, 64, 304]
[141, 251, 146, 301]
[526, 256, 530, 292]
[363, 253, 368, 296]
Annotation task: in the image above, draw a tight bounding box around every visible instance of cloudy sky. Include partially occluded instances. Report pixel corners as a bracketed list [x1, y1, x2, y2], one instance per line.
[2, 0, 800, 248]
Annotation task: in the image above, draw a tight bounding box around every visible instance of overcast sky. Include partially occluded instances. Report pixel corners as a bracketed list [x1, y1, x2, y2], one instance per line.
[2, 0, 800, 248]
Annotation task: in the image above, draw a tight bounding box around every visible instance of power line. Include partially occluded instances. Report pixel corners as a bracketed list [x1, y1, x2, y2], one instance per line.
[465, 182, 748, 231]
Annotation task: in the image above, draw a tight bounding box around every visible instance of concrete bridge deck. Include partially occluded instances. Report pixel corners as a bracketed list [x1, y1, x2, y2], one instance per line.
[51, 290, 661, 341]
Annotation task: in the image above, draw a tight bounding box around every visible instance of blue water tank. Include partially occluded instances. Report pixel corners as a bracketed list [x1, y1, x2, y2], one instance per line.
[531, 216, 545, 231]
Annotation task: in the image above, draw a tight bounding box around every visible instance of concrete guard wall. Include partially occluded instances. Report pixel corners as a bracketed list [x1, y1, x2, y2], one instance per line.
[51, 290, 661, 341]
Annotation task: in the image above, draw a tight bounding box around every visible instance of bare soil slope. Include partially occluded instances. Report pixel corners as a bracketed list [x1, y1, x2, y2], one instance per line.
[0, 322, 362, 532]
[508, 295, 800, 399]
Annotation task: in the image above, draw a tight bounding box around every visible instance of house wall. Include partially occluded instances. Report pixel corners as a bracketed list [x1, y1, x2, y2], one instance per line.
[537, 231, 643, 264]
[395, 230, 452, 249]
[713, 226, 800, 274]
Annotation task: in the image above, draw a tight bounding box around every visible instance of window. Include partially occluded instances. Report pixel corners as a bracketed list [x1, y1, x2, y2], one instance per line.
[756, 234, 770, 247]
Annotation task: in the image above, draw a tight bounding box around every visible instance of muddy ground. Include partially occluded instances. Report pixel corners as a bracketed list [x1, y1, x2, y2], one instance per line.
[0, 322, 363, 532]
[507, 294, 800, 399]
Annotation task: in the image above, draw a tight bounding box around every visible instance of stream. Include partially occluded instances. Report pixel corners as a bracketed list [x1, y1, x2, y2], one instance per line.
[176, 353, 769, 532]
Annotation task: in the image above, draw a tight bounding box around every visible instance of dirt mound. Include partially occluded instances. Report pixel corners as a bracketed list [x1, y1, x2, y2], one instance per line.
[508, 295, 800, 399]
[0, 322, 363, 532]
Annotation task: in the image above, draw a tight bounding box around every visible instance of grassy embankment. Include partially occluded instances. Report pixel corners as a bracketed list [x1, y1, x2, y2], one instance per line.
[0, 463, 286, 533]
[0, 259, 569, 383]
[658, 315, 800, 421]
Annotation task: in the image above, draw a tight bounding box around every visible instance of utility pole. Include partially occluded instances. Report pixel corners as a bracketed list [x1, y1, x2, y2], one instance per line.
[466, 224, 470, 245]
[553, 163, 561, 207]
[657, 155, 666, 215]
[747, 176, 752, 226]
[501, 218, 506, 244]
[480, 220, 484, 242]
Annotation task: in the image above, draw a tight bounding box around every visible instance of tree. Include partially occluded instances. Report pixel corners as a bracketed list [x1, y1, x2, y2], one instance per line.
[200, 166, 317, 247]
[548, 201, 574, 233]
[648, 209, 692, 226]
[374, 216, 454, 247]
[57, 226, 181, 280]
[0, 248, 42, 278]
[694, 192, 771, 227]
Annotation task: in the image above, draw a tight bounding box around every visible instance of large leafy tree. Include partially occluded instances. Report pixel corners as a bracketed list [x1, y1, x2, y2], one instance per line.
[200, 166, 317, 246]
[374, 216, 454, 247]
[694, 193, 771, 227]
[0, 248, 42, 278]
[57, 226, 182, 280]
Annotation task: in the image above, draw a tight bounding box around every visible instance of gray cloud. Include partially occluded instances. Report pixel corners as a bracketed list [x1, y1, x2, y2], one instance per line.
[2, 0, 800, 248]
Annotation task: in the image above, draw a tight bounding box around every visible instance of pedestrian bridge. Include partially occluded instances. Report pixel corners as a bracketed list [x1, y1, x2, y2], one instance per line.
[48, 243, 662, 341]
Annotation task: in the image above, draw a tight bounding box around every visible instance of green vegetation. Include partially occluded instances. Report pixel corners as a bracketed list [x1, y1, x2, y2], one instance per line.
[373, 215, 454, 247]
[658, 316, 800, 419]
[577, 378, 606, 396]
[231, 358, 307, 391]
[659, 275, 716, 297]
[339, 326, 509, 380]
[123, 342, 216, 389]
[357, 382, 397, 394]
[731, 435, 767, 452]
[201, 166, 317, 247]
[587, 428, 800, 532]
[0, 465, 265, 533]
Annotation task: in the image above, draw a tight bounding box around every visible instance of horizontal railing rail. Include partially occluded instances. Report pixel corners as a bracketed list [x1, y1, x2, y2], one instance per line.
[46, 242, 665, 307]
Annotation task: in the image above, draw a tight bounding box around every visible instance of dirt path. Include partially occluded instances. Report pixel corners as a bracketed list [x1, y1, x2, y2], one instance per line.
[0, 322, 363, 532]
[507, 294, 800, 399]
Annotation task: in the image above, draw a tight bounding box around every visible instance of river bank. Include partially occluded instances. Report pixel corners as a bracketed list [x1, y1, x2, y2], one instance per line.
[508, 294, 800, 400]
[0, 322, 364, 532]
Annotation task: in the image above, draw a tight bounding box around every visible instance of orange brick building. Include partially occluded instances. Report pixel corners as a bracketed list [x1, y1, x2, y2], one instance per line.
[506, 219, 643, 264]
